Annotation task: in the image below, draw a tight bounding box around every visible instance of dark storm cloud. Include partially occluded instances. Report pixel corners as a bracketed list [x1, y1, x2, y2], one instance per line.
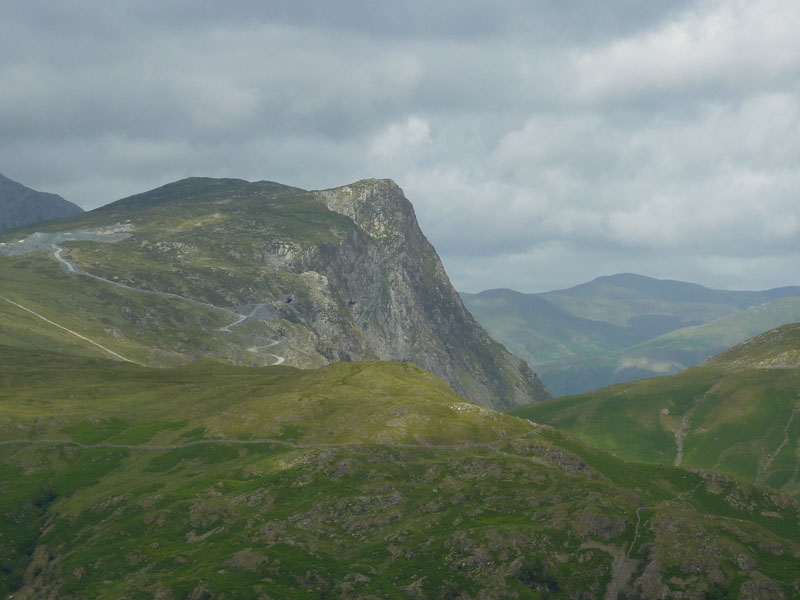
[1, 0, 798, 291]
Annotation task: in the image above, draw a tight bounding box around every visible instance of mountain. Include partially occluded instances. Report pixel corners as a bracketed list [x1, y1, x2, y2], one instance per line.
[0, 177, 547, 409]
[460, 288, 646, 365]
[463, 274, 800, 395]
[542, 272, 800, 327]
[511, 323, 800, 496]
[534, 296, 800, 396]
[0, 173, 83, 231]
[3, 345, 800, 599]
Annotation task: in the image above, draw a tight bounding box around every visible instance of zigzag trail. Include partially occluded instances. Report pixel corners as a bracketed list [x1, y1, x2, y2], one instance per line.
[51, 244, 285, 366]
[247, 339, 286, 365]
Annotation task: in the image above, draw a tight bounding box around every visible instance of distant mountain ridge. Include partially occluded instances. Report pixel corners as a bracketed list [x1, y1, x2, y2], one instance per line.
[0, 172, 83, 231]
[463, 273, 800, 395]
[544, 272, 800, 316]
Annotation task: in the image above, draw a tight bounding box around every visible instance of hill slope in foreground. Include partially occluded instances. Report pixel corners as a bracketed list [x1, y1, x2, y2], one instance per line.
[0, 177, 546, 409]
[0, 172, 83, 231]
[511, 323, 800, 497]
[2, 347, 800, 599]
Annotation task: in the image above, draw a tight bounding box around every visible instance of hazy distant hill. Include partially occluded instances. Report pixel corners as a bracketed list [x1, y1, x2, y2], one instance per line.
[464, 274, 800, 395]
[459, 288, 644, 364]
[0, 173, 83, 231]
[511, 323, 800, 497]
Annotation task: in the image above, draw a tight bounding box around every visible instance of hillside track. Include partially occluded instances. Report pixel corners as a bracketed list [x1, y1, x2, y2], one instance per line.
[51, 244, 286, 366]
[0, 295, 137, 364]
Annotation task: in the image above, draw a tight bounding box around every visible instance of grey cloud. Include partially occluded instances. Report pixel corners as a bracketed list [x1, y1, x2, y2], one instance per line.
[1, 0, 798, 292]
[123, 0, 694, 44]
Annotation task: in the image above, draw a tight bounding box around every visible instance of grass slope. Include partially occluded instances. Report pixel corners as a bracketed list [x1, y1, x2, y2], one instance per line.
[0, 254, 265, 367]
[511, 324, 800, 497]
[2, 347, 800, 598]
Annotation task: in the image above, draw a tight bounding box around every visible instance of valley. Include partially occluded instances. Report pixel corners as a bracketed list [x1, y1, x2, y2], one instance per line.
[463, 275, 800, 396]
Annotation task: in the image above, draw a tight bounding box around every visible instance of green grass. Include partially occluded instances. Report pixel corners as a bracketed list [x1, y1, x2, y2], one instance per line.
[512, 324, 800, 499]
[2, 347, 800, 597]
[512, 368, 719, 463]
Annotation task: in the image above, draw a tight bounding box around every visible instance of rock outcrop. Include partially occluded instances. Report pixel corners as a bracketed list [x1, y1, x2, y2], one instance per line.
[310, 179, 548, 408]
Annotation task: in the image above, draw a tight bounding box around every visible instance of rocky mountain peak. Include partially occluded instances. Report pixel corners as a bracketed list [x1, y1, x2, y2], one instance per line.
[317, 178, 416, 244]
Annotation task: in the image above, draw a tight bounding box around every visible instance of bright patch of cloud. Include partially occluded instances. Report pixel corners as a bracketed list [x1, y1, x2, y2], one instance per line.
[370, 116, 432, 158]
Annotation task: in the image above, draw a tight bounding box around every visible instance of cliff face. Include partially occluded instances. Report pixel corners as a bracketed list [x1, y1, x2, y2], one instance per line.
[0, 173, 83, 231]
[310, 179, 549, 408]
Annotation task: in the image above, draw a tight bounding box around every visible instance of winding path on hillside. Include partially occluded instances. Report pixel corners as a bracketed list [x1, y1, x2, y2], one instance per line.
[627, 506, 652, 559]
[1, 295, 137, 364]
[51, 244, 285, 366]
[247, 339, 286, 365]
[673, 381, 722, 467]
[756, 397, 800, 485]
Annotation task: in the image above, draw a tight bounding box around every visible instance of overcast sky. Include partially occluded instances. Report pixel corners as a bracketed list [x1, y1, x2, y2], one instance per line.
[2, 1, 799, 292]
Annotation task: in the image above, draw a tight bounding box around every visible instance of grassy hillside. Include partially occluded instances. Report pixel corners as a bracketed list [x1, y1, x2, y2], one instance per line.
[0, 254, 243, 365]
[511, 324, 800, 497]
[3, 348, 800, 598]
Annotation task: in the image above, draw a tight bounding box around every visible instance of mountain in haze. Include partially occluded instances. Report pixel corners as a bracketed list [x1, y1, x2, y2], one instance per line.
[539, 296, 800, 396]
[541, 272, 800, 330]
[512, 322, 800, 496]
[463, 273, 800, 395]
[0, 177, 547, 409]
[0, 172, 83, 231]
[3, 345, 799, 599]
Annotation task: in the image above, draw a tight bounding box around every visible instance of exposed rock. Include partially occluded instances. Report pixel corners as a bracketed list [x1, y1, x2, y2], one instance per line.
[308, 179, 549, 408]
[739, 576, 785, 600]
[226, 548, 268, 571]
